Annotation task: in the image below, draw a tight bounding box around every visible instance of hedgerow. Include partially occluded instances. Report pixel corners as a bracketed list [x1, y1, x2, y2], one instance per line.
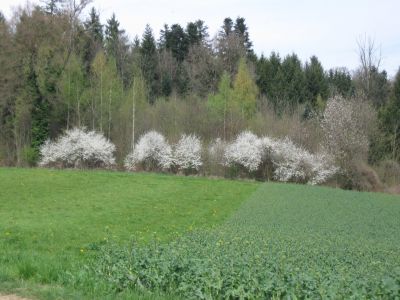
[173, 134, 203, 173]
[40, 127, 337, 185]
[124, 131, 173, 171]
[39, 128, 116, 168]
[223, 131, 338, 184]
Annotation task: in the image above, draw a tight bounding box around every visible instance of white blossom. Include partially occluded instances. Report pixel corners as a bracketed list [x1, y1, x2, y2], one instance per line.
[173, 134, 202, 171]
[224, 131, 264, 172]
[224, 130, 338, 184]
[264, 137, 338, 185]
[321, 96, 372, 166]
[39, 128, 116, 168]
[124, 131, 173, 171]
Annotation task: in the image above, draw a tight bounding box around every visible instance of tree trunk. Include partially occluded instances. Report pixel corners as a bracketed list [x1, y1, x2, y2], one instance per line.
[100, 71, 103, 132]
[132, 78, 135, 151]
[77, 87, 80, 128]
[108, 88, 112, 139]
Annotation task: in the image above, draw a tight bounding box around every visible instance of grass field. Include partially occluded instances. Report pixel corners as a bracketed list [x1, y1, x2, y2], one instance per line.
[0, 168, 258, 299]
[0, 168, 399, 299]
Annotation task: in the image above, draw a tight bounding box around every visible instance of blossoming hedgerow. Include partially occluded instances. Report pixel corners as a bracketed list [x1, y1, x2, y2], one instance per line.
[39, 127, 116, 168]
[173, 134, 203, 172]
[124, 131, 173, 171]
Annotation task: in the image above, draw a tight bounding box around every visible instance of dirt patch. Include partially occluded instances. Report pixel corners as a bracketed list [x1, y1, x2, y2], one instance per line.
[0, 295, 31, 300]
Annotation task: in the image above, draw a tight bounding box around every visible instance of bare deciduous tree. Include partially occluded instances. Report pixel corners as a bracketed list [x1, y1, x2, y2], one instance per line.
[355, 35, 384, 103]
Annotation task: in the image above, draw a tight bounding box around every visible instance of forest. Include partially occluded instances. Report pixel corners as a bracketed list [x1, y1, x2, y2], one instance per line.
[1, 0, 400, 191]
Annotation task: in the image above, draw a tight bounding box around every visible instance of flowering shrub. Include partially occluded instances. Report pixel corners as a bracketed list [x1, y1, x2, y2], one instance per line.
[39, 128, 116, 168]
[266, 137, 338, 185]
[124, 131, 173, 171]
[224, 131, 338, 184]
[321, 96, 373, 167]
[224, 131, 264, 173]
[173, 134, 202, 173]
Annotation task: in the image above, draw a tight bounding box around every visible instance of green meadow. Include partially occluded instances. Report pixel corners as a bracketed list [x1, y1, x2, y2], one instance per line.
[0, 168, 399, 299]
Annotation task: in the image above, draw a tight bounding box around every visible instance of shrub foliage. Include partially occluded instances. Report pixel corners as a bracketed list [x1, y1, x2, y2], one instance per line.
[124, 131, 173, 171]
[173, 134, 203, 173]
[39, 128, 116, 168]
[223, 131, 338, 184]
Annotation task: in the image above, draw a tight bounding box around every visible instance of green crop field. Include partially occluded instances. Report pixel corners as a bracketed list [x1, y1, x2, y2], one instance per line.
[0, 168, 399, 299]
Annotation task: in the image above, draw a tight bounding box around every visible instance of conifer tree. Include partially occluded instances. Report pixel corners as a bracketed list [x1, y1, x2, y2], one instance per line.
[305, 55, 328, 106]
[280, 54, 307, 107]
[379, 68, 400, 161]
[85, 8, 103, 44]
[140, 24, 158, 102]
[234, 17, 253, 55]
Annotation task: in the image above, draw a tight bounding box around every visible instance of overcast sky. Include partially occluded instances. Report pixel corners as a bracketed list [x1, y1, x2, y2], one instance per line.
[2, 0, 400, 77]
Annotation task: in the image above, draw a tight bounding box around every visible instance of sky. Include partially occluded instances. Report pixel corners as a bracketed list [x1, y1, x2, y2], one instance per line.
[2, 0, 400, 77]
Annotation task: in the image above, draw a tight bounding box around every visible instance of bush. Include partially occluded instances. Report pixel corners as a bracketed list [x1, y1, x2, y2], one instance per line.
[339, 162, 383, 191]
[173, 134, 202, 174]
[22, 146, 39, 167]
[321, 96, 375, 168]
[224, 131, 264, 175]
[124, 131, 173, 171]
[376, 160, 400, 187]
[39, 128, 116, 168]
[264, 137, 338, 185]
[224, 131, 338, 184]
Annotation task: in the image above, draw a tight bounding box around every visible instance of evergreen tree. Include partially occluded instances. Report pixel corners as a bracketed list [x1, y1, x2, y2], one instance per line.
[0, 13, 16, 163]
[82, 8, 104, 73]
[140, 24, 158, 102]
[304, 55, 328, 106]
[256, 52, 283, 106]
[26, 60, 48, 165]
[216, 18, 246, 76]
[175, 64, 190, 95]
[168, 24, 189, 62]
[105, 13, 122, 59]
[379, 68, 400, 161]
[186, 22, 201, 46]
[104, 13, 129, 86]
[280, 54, 307, 107]
[159, 24, 170, 49]
[186, 20, 208, 46]
[368, 67, 389, 107]
[85, 8, 103, 44]
[327, 67, 354, 97]
[221, 17, 233, 37]
[234, 17, 253, 55]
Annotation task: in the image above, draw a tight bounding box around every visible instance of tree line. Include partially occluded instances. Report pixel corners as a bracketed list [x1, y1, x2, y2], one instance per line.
[0, 0, 399, 180]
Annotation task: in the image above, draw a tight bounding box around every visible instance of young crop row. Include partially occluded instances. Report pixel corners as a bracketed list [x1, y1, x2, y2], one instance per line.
[75, 185, 400, 299]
